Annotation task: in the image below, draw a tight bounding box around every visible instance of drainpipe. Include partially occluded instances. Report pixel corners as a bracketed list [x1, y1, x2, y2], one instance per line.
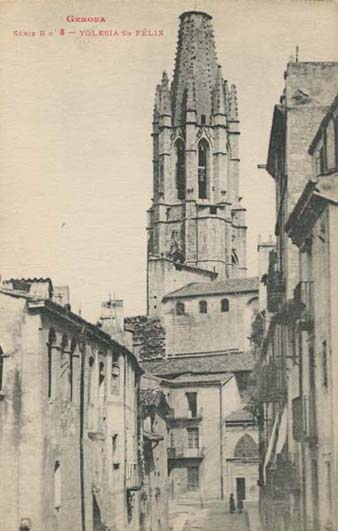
[123, 352, 127, 528]
[219, 382, 224, 500]
[79, 331, 86, 531]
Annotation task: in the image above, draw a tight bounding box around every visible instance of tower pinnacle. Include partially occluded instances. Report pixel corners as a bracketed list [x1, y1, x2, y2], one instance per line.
[172, 11, 218, 125]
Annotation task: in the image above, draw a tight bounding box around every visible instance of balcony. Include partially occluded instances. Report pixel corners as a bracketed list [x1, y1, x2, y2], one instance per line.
[267, 270, 285, 313]
[126, 463, 141, 491]
[294, 281, 314, 330]
[166, 407, 203, 426]
[167, 445, 204, 460]
[292, 395, 317, 446]
[259, 363, 287, 403]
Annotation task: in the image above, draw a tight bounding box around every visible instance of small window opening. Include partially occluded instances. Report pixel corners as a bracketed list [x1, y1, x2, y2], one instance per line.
[48, 328, 56, 398]
[54, 461, 61, 510]
[199, 300, 207, 314]
[198, 139, 209, 199]
[176, 302, 185, 315]
[210, 206, 217, 215]
[88, 356, 95, 403]
[201, 114, 206, 125]
[322, 340, 328, 387]
[221, 299, 229, 312]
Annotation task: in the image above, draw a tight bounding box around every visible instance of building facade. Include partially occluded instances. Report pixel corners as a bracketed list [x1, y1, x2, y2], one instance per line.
[133, 10, 262, 508]
[255, 62, 338, 531]
[0, 278, 143, 531]
[147, 10, 248, 319]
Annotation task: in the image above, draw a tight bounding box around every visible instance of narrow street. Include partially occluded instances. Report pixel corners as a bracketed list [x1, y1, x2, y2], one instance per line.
[169, 498, 262, 531]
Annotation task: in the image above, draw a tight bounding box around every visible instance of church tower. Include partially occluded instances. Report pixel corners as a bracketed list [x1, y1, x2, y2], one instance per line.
[147, 11, 247, 316]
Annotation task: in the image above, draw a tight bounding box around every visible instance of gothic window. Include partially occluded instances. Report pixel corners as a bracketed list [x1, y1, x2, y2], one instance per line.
[199, 300, 207, 314]
[234, 434, 258, 458]
[175, 139, 185, 200]
[176, 301, 185, 315]
[221, 298, 229, 312]
[198, 139, 209, 199]
[47, 328, 56, 398]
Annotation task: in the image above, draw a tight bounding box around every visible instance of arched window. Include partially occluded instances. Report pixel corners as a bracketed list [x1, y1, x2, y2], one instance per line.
[221, 298, 229, 312]
[175, 139, 185, 200]
[198, 139, 209, 199]
[234, 434, 258, 459]
[176, 301, 185, 315]
[48, 328, 56, 398]
[199, 300, 207, 314]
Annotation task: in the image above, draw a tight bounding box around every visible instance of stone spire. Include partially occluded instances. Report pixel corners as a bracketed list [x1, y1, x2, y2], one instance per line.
[212, 65, 226, 115]
[171, 11, 218, 125]
[228, 83, 239, 121]
[224, 80, 230, 114]
[153, 84, 161, 121]
[159, 71, 172, 116]
[186, 70, 197, 111]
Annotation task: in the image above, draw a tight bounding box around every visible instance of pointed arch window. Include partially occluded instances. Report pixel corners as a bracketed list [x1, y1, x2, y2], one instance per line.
[175, 139, 185, 200]
[234, 434, 258, 459]
[198, 139, 209, 199]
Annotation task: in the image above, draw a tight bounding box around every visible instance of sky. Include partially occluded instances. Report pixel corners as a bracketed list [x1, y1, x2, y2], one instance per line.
[0, 0, 337, 322]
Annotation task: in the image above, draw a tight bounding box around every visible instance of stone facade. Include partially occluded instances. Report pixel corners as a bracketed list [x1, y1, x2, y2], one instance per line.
[139, 10, 262, 509]
[256, 62, 338, 531]
[0, 279, 143, 531]
[147, 10, 248, 319]
[140, 374, 170, 531]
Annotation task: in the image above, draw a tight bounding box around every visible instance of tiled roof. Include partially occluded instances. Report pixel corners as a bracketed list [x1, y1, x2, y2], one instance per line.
[163, 277, 259, 300]
[171, 372, 233, 384]
[141, 351, 255, 377]
[226, 408, 254, 423]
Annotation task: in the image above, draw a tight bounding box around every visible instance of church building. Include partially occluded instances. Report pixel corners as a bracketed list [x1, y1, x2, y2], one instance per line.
[129, 11, 262, 505]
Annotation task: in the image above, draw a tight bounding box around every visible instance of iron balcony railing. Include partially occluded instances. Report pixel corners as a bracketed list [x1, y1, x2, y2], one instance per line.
[167, 446, 204, 459]
[294, 281, 314, 328]
[267, 270, 286, 313]
[167, 407, 203, 421]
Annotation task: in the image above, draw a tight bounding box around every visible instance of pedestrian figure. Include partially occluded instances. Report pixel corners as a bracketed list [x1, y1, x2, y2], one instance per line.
[237, 497, 244, 513]
[229, 493, 236, 513]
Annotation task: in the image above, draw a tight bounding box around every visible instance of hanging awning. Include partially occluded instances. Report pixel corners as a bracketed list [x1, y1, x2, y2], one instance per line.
[275, 407, 288, 457]
[263, 414, 279, 482]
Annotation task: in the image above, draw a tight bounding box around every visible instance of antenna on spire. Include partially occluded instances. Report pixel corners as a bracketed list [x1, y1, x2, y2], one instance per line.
[296, 45, 299, 63]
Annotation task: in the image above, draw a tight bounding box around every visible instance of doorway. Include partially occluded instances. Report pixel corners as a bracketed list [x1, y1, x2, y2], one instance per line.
[188, 466, 199, 490]
[236, 477, 246, 502]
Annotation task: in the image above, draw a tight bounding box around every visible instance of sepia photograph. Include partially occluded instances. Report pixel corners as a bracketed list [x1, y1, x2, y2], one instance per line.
[0, 1, 337, 530]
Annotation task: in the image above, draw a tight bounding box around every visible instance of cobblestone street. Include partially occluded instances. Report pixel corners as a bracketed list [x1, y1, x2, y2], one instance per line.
[169, 498, 262, 531]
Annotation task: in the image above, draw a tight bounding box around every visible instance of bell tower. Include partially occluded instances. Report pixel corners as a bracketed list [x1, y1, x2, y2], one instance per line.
[147, 11, 247, 316]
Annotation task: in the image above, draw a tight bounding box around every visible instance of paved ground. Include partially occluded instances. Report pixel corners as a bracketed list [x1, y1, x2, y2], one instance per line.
[169, 498, 254, 531]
